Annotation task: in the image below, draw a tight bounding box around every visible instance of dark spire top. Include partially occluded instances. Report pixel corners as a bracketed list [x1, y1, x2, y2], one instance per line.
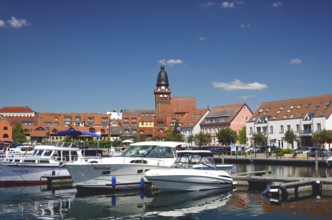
[156, 65, 169, 87]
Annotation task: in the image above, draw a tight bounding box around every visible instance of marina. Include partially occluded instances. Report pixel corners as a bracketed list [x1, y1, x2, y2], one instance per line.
[1, 163, 332, 219]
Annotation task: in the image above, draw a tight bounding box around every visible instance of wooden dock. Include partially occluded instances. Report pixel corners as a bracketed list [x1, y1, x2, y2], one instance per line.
[232, 170, 332, 203]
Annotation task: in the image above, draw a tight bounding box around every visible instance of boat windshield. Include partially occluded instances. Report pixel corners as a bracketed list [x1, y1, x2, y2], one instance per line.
[55, 142, 73, 148]
[172, 153, 216, 169]
[122, 145, 175, 158]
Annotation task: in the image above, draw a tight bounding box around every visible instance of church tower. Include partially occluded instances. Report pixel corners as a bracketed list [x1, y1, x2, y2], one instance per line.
[154, 65, 171, 112]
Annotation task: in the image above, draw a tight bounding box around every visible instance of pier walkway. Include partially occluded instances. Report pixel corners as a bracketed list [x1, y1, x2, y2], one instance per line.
[214, 153, 331, 167]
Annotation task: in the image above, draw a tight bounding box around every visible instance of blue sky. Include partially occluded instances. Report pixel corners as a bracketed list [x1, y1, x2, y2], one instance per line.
[1, 0, 331, 113]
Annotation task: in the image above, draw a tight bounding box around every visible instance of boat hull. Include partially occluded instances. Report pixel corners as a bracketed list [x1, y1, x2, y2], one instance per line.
[66, 158, 175, 190]
[145, 169, 233, 192]
[0, 163, 69, 187]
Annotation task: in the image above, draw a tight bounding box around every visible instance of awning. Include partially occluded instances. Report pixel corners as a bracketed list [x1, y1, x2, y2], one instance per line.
[58, 130, 101, 138]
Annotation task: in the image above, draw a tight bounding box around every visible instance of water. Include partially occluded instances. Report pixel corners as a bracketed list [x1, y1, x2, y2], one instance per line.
[1, 165, 332, 220]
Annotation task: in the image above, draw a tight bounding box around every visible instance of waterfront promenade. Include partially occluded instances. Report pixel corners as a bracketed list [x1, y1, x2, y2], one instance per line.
[214, 153, 331, 167]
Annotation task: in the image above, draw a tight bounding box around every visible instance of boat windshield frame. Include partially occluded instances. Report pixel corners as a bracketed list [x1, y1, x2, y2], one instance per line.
[122, 145, 175, 158]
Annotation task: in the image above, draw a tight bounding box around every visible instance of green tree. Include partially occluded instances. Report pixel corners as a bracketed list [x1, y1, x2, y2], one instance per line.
[312, 130, 332, 149]
[251, 132, 266, 147]
[238, 126, 247, 145]
[216, 127, 238, 146]
[165, 126, 183, 142]
[12, 123, 27, 143]
[111, 139, 122, 147]
[187, 134, 195, 146]
[194, 132, 210, 147]
[284, 130, 297, 149]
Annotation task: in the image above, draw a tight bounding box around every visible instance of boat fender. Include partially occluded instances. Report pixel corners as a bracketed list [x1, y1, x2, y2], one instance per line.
[262, 187, 270, 196]
[112, 176, 116, 188]
[140, 178, 145, 189]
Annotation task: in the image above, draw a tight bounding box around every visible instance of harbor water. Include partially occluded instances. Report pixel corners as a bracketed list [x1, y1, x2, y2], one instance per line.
[1, 164, 332, 219]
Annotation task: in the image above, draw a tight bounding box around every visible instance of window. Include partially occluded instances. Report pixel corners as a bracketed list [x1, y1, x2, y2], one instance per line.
[287, 125, 291, 131]
[280, 125, 284, 134]
[296, 124, 300, 133]
[249, 127, 253, 135]
[64, 116, 72, 121]
[317, 123, 321, 132]
[269, 126, 273, 134]
[3, 126, 8, 130]
[75, 116, 81, 121]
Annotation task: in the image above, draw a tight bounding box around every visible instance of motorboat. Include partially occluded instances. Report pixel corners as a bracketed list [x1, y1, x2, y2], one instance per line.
[65, 141, 188, 191]
[326, 156, 332, 166]
[0, 144, 35, 161]
[144, 150, 233, 192]
[0, 142, 86, 186]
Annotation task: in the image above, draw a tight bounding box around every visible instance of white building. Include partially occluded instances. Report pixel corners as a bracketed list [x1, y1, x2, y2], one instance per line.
[180, 109, 209, 145]
[246, 94, 332, 149]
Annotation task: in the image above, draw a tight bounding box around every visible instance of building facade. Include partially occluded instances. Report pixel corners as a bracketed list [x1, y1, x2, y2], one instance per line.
[200, 104, 253, 146]
[246, 94, 332, 149]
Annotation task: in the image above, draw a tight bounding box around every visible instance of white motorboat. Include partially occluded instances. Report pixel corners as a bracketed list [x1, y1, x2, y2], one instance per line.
[327, 156, 332, 166]
[0, 144, 35, 161]
[144, 150, 233, 192]
[65, 141, 188, 191]
[0, 142, 85, 186]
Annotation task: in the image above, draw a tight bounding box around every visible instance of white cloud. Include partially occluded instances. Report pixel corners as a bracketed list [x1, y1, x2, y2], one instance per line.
[202, 2, 219, 8]
[199, 36, 207, 41]
[212, 79, 268, 91]
[7, 16, 29, 28]
[239, 95, 255, 100]
[289, 58, 303, 64]
[222, 1, 235, 8]
[202, 1, 237, 9]
[0, 20, 6, 28]
[158, 59, 184, 66]
[240, 23, 250, 28]
[272, 2, 283, 7]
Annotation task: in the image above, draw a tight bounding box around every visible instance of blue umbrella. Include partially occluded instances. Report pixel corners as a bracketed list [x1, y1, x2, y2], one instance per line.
[58, 130, 101, 138]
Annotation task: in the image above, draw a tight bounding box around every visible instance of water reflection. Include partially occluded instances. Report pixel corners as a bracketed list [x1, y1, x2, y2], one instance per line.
[0, 186, 76, 219]
[233, 164, 332, 178]
[143, 189, 232, 218]
[0, 185, 331, 219]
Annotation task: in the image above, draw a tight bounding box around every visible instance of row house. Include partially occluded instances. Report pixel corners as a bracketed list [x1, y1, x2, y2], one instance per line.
[180, 108, 210, 144]
[246, 94, 332, 149]
[200, 104, 253, 146]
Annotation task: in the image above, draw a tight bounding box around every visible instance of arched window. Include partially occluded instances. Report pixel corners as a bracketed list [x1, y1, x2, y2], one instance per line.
[3, 126, 8, 130]
[3, 134, 9, 138]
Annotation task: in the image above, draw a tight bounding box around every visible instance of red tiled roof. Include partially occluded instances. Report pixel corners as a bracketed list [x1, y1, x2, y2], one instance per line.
[0, 106, 34, 113]
[250, 94, 332, 121]
[29, 130, 46, 137]
[180, 108, 209, 128]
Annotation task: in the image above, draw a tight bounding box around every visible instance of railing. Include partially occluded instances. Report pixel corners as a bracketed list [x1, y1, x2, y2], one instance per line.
[299, 129, 313, 134]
